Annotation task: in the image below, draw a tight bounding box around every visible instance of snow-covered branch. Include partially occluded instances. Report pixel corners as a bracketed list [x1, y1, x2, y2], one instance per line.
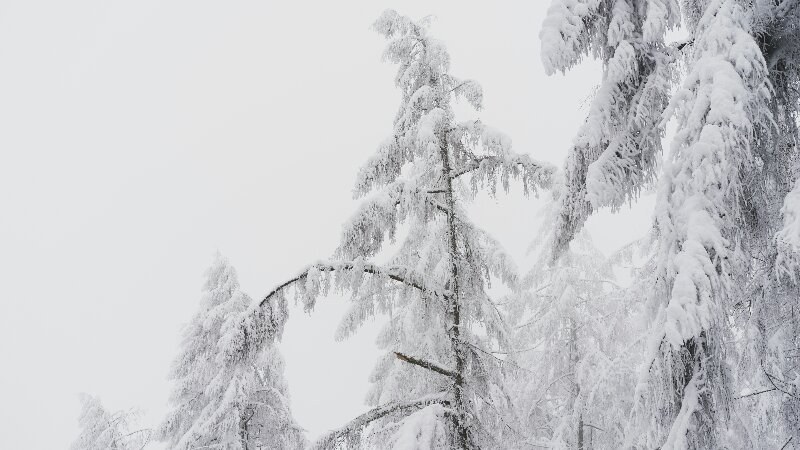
[310, 394, 450, 450]
[257, 261, 451, 311]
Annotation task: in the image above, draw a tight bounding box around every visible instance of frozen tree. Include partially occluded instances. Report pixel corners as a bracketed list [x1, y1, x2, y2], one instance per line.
[70, 394, 150, 450]
[230, 10, 554, 450]
[542, 0, 800, 447]
[156, 253, 305, 450]
[729, 1, 800, 447]
[509, 202, 642, 449]
[541, 0, 680, 258]
[632, 1, 800, 447]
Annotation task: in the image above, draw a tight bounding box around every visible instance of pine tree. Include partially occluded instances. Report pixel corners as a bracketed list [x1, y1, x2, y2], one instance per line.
[157, 253, 305, 450]
[231, 10, 555, 449]
[70, 394, 150, 450]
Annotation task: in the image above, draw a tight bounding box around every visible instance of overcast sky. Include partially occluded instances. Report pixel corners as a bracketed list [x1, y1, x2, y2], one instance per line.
[0, 1, 655, 448]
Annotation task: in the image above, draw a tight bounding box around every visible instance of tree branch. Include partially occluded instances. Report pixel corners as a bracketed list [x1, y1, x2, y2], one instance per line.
[582, 423, 605, 432]
[450, 154, 552, 186]
[311, 394, 450, 450]
[258, 262, 451, 309]
[734, 387, 777, 399]
[394, 352, 459, 379]
[450, 156, 491, 179]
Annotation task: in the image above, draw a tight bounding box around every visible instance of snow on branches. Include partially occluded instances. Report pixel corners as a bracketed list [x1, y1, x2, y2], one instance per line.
[220, 9, 555, 449]
[542, 0, 679, 259]
[71, 395, 151, 450]
[157, 254, 305, 450]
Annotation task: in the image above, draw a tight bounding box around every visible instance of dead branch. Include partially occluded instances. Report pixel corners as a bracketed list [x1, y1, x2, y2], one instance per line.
[394, 352, 459, 379]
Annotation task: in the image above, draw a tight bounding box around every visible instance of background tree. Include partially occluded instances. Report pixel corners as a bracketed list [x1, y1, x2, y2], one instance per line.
[510, 208, 641, 449]
[157, 253, 305, 450]
[70, 394, 150, 450]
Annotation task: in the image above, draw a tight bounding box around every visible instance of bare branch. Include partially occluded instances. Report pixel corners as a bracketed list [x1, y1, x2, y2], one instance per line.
[734, 387, 777, 399]
[394, 352, 459, 379]
[582, 423, 605, 432]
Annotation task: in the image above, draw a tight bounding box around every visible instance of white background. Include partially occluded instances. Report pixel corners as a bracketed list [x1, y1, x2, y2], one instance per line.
[0, 1, 654, 447]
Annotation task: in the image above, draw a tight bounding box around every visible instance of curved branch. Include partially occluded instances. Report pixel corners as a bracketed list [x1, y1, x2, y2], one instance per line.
[257, 261, 450, 309]
[311, 394, 450, 450]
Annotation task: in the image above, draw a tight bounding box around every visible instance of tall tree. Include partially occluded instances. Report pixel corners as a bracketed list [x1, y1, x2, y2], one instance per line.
[541, 0, 800, 447]
[231, 10, 554, 449]
[70, 394, 150, 450]
[156, 253, 305, 450]
[730, 1, 800, 447]
[638, 2, 772, 447]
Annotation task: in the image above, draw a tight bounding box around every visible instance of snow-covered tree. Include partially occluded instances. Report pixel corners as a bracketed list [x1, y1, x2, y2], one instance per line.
[70, 394, 150, 450]
[542, 0, 800, 447]
[157, 253, 305, 450]
[730, 1, 800, 447]
[229, 10, 555, 449]
[509, 206, 642, 449]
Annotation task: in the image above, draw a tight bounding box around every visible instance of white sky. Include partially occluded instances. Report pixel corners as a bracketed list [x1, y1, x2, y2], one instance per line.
[0, 1, 655, 448]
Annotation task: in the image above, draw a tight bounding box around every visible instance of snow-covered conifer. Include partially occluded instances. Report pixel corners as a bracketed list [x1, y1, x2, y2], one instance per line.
[70, 394, 150, 450]
[510, 216, 641, 448]
[631, 1, 780, 447]
[541, 0, 800, 446]
[234, 10, 554, 449]
[157, 253, 305, 450]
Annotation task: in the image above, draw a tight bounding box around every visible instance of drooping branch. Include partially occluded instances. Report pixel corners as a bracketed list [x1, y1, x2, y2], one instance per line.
[450, 154, 553, 183]
[310, 394, 450, 450]
[394, 352, 459, 379]
[258, 261, 451, 309]
[450, 155, 491, 179]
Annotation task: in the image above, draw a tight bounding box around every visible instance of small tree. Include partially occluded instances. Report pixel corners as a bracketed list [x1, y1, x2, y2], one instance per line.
[157, 253, 305, 450]
[71, 394, 150, 450]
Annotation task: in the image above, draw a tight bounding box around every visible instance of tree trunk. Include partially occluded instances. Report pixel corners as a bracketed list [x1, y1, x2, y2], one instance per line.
[440, 139, 469, 449]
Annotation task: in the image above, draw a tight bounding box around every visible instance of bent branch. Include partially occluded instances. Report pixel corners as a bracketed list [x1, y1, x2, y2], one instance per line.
[258, 262, 450, 309]
[311, 394, 450, 450]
